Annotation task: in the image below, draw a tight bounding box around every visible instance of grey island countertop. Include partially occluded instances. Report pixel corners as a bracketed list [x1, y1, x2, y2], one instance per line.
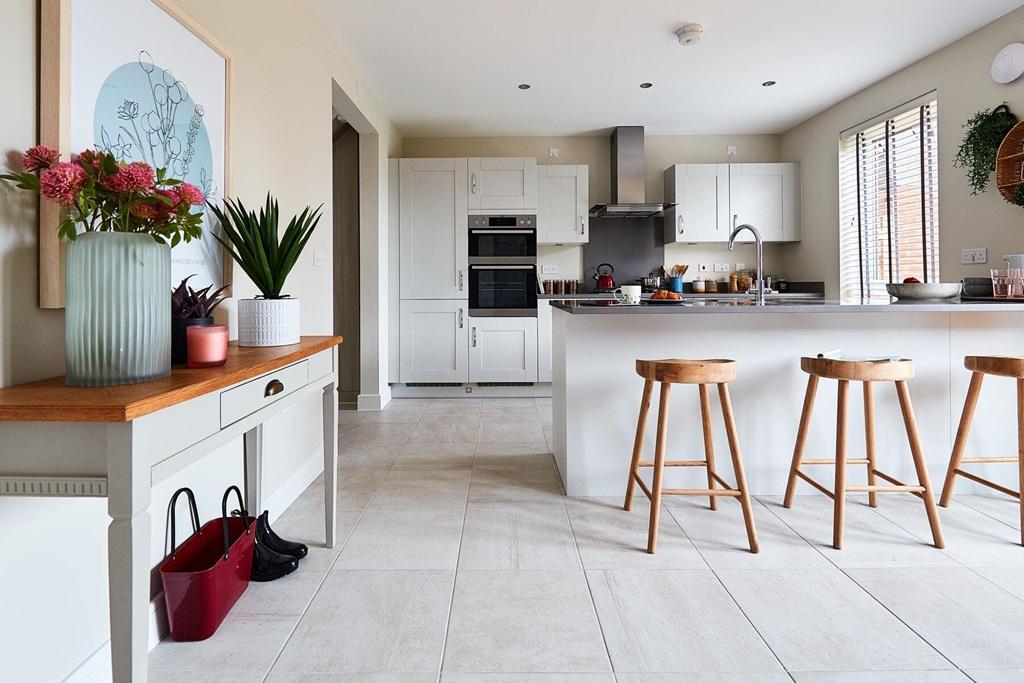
[551, 298, 1024, 314]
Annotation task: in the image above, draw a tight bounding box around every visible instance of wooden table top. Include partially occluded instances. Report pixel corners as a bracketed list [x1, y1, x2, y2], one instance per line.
[0, 336, 342, 423]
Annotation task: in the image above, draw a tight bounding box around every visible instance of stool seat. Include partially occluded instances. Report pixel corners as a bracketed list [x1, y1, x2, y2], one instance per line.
[964, 355, 1024, 378]
[636, 358, 737, 384]
[801, 356, 915, 382]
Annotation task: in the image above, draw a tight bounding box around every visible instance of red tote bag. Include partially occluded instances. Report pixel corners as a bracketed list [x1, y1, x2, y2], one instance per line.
[159, 485, 255, 641]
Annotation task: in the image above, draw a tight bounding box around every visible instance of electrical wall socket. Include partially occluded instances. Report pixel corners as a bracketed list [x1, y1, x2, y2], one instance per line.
[714, 263, 730, 273]
[735, 262, 746, 271]
[313, 250, 328, 268]
[541, 264, 558, 274]
[961, 248, 988, 265]
[697, 263, 710, 273]
[727, 145, 737, 157]
[548, 147, 560, 158]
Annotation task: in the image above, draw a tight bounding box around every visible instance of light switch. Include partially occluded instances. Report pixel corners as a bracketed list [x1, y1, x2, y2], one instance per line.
[313, 250, 328, 268]
[548, 147, 560, 158]
[541, 264, 558, 274]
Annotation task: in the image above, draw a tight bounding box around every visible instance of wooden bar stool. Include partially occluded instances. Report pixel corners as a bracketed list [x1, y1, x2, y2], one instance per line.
[623, 358, 759, 554]
[783, 355, 945, 550]
[940, 356, 1024, 545]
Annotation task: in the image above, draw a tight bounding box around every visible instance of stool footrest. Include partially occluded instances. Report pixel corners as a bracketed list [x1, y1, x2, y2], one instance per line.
[961, 456, 1021, 464]
[709, 472, 733, 489]
[847, 484, 925, 493]
[662, 487, 741, 497]
[631, 472, 653, 501]
[795, 470, 835, 499]
[637, 459, 709, 468]
[953, 468, 1021, 499]
[869, 470, 927, 500]
[802, 458, 871, 466]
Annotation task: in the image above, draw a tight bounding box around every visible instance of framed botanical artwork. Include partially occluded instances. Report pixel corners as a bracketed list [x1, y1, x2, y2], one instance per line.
[38, 0, 232, 308]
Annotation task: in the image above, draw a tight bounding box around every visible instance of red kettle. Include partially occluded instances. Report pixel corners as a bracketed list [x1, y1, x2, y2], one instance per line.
[593, 263, 616, 290]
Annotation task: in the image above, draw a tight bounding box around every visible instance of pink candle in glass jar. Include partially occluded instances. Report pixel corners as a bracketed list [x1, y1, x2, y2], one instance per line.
[186, 324, 228, 368]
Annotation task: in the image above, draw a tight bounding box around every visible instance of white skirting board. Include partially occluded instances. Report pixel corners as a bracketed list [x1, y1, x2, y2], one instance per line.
[391, 383, 553, 399]
[65, 449, 325, 682]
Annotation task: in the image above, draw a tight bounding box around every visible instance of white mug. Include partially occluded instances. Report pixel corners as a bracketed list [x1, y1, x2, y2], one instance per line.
[613, 285, 642, 305]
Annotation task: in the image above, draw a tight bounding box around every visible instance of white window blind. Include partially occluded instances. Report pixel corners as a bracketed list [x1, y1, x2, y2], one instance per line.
[839, 97, 939, 301]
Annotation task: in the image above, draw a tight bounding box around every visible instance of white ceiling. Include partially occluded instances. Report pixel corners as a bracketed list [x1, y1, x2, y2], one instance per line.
[311, 0, 1024, 137]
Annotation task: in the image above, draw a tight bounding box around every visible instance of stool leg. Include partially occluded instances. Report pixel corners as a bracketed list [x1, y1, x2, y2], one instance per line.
[647, 382, 671, 554]
[718, 383, 759, 554]
[785, 374, 819, 508]
[1017, 378, 1024, 547]
[864, 381, 878, 508]
[699, 383, 718, 511]
[624, 379, 655, 512]
[833, 379, 849, 550]
[940, 371, 984, 507]
[895, 380, 945, 549]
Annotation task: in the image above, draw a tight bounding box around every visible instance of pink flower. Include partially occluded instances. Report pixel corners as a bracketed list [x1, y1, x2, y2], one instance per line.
[101, 162, 156, 193]
[40, 162, 86, 206]
[22, 145, 59, 172]
[131, 202, 158, 220]
[176, 182, 205, 206]
[74, 149, 103, 172]
[152, 188, 180, 219]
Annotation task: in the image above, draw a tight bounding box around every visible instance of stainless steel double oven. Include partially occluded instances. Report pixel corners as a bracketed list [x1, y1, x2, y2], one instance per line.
[468, 214, 538, 317]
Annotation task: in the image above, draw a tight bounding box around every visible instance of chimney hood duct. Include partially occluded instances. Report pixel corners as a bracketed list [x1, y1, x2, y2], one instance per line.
[589, 126, 674, 219]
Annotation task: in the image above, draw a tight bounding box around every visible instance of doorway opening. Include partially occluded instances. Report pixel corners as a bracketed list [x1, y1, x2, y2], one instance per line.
[332, 109, 360, 408]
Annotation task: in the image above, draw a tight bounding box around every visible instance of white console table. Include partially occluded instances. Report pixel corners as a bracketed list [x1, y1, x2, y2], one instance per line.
[0, 336, 341, 682]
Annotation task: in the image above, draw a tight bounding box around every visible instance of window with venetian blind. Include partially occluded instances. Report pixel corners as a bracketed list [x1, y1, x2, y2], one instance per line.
[839, 94, 939, 301]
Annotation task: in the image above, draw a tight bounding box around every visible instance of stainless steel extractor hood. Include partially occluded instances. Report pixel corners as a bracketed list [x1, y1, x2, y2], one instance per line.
[589, 126, 674, 219]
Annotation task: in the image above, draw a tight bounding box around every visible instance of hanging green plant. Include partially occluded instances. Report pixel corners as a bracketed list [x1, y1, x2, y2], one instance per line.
[954, 103, 1018, 194]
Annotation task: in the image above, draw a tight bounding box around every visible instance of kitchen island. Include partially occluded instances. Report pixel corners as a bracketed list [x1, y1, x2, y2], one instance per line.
[551, 299, 1024, 497]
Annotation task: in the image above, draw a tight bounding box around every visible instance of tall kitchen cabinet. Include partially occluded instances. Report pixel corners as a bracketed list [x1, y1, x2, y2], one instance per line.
[468, 157, 537, 210]
[663, 162, 800, 243]
[537, 164, 589, 244]
[399, 158, 469, 383]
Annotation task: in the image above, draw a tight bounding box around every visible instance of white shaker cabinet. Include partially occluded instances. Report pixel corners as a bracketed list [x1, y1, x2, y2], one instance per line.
[728, 163, 800, 242]
[537, 164, 589, 244]
[468, 317, 538, 383]
[663, 164, 730, 244]
[400, 158, 468, 299]
[399, 300, 468, 383]
[536, 299, 553, 383]
[467, 157, 537, 211]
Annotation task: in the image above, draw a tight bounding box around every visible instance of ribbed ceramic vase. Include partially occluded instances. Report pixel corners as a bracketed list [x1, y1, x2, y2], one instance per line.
[64, 232, 172, 387]
[237, 298, 301, 347]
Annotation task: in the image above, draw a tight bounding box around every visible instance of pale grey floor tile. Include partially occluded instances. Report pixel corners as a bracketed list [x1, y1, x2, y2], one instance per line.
[393, 442, 476, 470]
[543, 423, 554, 449]
[478, 413, 547, 443]
[482, 397, 543, 408]
[444, 675, 613, 682]
[975, 567, 1024, 601]
[459, 501, 580, 570]
[965, 669, 1024, 682]
[443, 569, 610, 673]
[269, 506, 364, 574]
[565, 497, 706, 569]
[470, 466, 564, 504]
[716, 568, 950, 672]
[354, 407, 427, 424]
[375, 469, 472, 507]
[337, 501, 465, 570]
[269, 673, 436, 683]
[274, 569, 452, 674]
[872, 496, 1024, 568]
[616, 674, 792, 682]
[150, 614, 296, 675]
[291, 470, 387, 512]
[339, 442, 402, 470]
[959, 494, 1022, 530]
[151, 673, 263, 683]
[588, 569, 782, 674]
[474, 442, 555, 470]
[763, 495, 955, 568]
[344, 421, 417, 444]
[409, 414, 482, 443]
[668, 497, 829, 570]
[480, 406, 541, 420]
[421, 398, 483, 408]
[791, 672, 969, 682]
[231, 570, 327, 618]
[847, 567, 1024, 669]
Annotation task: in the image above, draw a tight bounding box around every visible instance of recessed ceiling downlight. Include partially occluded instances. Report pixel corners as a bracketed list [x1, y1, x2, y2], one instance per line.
[517, 83, 531, 90]
[675, 23, 704, 46]
[762, 80, 777, 87]
[640, 82, 653, 89]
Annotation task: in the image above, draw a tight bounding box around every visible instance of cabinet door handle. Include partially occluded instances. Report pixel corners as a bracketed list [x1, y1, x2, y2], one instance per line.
[678, 213, 684, 235]
[458, 269, 464, 291]
[579, 216, 585, 235]
[471, 327, 477, 347]
[733, 214, 738, 230]
[264, 379, 285, 397]
[458, 308, 464, 329]
[471, 173, 478, 194]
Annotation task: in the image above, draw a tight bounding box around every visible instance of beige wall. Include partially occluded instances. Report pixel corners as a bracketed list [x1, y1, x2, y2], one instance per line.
[402, 135, 787, 281]
[0, 1, 398, 678]
[780, 6, 1024, 298]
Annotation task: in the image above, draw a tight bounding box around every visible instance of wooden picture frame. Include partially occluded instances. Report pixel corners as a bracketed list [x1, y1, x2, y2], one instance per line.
[37, 0, 233, 309]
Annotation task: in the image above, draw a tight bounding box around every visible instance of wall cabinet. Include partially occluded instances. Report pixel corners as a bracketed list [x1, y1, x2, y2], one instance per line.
[663, 162, 800, 243]
[468, 157, 537, 211]
[399, 299, 468, 383]
[468, 316, 538, 383]
[536, 300, 553, 383]
[537, 164, 589, 244]
[400, 158, 468, 299]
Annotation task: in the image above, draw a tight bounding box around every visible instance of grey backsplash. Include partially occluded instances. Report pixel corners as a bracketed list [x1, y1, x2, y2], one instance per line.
[581, 217, 666, 291]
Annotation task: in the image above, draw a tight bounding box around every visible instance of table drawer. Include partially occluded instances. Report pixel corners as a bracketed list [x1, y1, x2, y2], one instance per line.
[220, 360, 309, 427]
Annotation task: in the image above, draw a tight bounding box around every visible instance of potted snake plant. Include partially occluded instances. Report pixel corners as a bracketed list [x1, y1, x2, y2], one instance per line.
[208, 195, 321, 347]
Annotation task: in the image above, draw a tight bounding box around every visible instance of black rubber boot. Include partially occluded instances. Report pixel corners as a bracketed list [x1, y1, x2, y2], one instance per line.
[256, 510, 309, 560]
[250, 536, 299, 582]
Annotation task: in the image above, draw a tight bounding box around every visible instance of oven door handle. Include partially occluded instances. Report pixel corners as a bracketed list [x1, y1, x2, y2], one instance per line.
[469, 229, 534, 234]
[469, 265, 535, 270]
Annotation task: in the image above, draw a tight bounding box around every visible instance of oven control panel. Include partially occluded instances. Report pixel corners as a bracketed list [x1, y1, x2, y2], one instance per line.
[469, 215, 536, 228]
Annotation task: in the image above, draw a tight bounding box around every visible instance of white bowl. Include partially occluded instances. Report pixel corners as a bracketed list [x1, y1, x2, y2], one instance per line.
[885, 282, 962, 301]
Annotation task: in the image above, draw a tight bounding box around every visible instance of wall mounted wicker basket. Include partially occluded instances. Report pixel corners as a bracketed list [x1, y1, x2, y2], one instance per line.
[996, 119, 1024, 204]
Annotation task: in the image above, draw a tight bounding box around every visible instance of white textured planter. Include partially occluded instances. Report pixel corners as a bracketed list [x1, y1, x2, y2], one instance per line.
[237, 298, 301, 347]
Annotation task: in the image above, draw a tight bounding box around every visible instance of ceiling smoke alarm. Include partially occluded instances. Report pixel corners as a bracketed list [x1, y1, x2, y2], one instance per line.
[676, 23, 704, 46]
